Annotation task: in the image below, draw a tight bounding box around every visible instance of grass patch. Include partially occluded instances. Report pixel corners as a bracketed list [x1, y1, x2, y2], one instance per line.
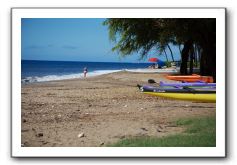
[176, 117, 216, 134]
[108, 116, 216, 147]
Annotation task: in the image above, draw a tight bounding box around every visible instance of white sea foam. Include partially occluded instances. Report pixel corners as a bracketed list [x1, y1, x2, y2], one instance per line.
[22, 69, 122, 83]
[125, 68, 178, 73]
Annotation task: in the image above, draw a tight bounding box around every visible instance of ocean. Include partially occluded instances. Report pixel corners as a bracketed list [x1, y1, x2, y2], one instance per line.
[21, 60, 150, 83]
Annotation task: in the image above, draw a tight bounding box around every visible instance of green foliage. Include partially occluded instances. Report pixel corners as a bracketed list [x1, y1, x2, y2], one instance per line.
[103, 18, 216, 81]
[108, 134, 216, 147]
[176, 117, 216, 134]
[103, 18, 215, 59]
[176, 118, 193, 126]
[165, 61, 172, 67]
[186, 61, 200, 68]
[103, 19, 164, 58]
[108, 116, 216, 147]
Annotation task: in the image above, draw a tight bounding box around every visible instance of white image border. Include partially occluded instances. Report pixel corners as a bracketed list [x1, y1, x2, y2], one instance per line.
[11, 8, 226, 157]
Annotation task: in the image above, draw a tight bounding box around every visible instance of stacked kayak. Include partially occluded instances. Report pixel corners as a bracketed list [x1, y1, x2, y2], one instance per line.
[165, 74, 214, 83]
[159, 81, 216, 88]
[137, 84, 216, 103]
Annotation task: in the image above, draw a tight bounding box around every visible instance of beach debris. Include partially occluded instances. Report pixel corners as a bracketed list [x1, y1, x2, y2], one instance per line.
[166, 124, 178, 128]
[158, 125, 165, 129]
[185, 104, 189, 107]
[119, 135, 126, 139]
[21, 129, 29, 132]
[157, 125, 166, 132]
[22, 119, 27, 123]
[100, 142, 105, 146]
[21, 141, 29, 147]
[140, 127, 148, 131]
[77, 133, 85, 138]
[114, 135, 126, 139]
[36, 133, 44, 137]
[124, 105, 128, 108]
[57, 114, 62, 118]
[156, 128, 162, 132]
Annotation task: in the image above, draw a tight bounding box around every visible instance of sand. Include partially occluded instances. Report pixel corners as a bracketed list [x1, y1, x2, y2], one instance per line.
[21, 71, 216, 147]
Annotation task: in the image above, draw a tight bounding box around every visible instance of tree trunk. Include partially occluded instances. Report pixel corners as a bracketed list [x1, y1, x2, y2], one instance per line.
[178, 45, 182, 55]
[164, 49, 169, 62]
[193, 44, 197, 67]
[198, 19, 216, 82]
[180, 40, 193, 75]
[200, 44, 216, 82]
[189, 45, 194, 74]
[199, 32, 216, 82]
[167, 44, 175, 62]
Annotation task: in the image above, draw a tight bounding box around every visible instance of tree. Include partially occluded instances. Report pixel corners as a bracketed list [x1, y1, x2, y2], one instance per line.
[163, 49, 169, 62]
[167, 44, 175, 62]
[104, 18, 216, 81]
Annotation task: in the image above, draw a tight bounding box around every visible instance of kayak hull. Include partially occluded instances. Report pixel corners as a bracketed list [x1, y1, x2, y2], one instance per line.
[166, 74, 214, 83]
[138, 85, 216, 102]
[143, 92, 216, 103]
[159, 81, 216, 87]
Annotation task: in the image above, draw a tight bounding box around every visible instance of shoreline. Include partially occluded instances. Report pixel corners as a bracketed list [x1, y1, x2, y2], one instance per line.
[21, 68, 179, 84]
[21, 71, 216, 147]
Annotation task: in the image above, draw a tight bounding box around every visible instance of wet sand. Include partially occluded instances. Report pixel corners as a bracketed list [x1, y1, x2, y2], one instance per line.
[21, 71, 216, 147]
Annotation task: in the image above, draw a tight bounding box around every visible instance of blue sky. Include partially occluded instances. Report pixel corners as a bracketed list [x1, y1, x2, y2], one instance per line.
[21, 18, 181, 63]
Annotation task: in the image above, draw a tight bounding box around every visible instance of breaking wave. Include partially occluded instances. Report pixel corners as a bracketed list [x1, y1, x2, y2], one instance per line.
[21, 69, 122, 84]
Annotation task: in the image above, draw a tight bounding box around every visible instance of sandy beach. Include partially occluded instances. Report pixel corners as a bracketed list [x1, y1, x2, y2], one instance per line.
[21, 71, 216, 147]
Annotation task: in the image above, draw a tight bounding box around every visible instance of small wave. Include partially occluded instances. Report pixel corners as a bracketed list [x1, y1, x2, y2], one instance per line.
[125, 68, 178, 73]
[21, 69, 122, 83]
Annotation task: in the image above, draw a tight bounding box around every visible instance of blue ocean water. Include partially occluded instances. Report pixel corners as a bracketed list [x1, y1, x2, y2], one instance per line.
[21, 60, 150, 83]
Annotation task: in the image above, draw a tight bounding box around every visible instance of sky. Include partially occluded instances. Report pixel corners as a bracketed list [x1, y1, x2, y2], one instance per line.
[21, 18, 181, 63]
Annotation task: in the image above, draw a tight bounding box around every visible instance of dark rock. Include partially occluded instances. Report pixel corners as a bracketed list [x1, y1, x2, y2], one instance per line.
[140, 127, 148, 131]
[78, 133, 85, 138]
[157, 128, 162, 132]
[36, 133, 44, 137]
[21, 129, 29, 132]
[22, 141, 29, 147]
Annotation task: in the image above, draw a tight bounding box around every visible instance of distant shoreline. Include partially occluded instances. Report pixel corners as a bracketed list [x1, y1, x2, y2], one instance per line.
[21, 59, 153, 64]
[21, 60, 153, 83]
[21, 67, 180, 84]
[21, 69, 124, 84]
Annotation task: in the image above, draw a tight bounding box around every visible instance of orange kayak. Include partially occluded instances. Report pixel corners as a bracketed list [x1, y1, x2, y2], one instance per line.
[166, 74, 214, 83]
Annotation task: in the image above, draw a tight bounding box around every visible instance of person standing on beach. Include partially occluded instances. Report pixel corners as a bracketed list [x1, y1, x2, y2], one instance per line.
[83, 67, 88, 77]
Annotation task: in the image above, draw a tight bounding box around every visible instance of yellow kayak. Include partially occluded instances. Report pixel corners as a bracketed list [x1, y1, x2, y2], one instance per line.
[143, 92, 216, 103]
[138, 84, 216, 103]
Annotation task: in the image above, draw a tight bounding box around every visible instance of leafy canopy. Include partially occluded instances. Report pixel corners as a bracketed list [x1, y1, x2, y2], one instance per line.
[103, 18, 216, 59]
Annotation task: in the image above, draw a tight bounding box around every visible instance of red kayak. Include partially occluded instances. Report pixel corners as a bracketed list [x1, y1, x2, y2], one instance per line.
[166, 74, 214, 83]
